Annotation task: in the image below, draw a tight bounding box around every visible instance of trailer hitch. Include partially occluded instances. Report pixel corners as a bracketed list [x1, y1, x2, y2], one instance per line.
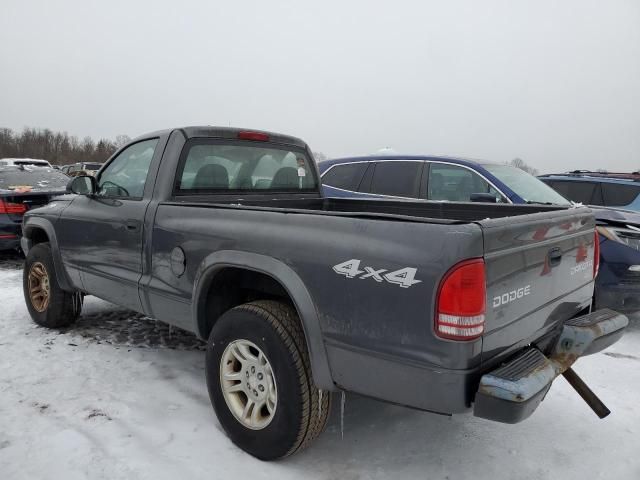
[562, 367, 610, 419]
[474, 309, 627, 424]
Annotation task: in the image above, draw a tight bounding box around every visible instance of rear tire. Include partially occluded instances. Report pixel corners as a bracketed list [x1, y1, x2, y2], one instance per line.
[23, 242, 82, 328]
[205, 300, 331, 460]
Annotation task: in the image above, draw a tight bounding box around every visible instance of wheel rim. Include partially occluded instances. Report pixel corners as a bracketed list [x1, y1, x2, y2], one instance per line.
[28, 262, 50, 313]
[220, 339, 278, 430]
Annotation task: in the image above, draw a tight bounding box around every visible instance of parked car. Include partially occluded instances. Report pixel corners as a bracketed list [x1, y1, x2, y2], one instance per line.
[0, 165, 69, 250]
[21, 127, 626, 460]
[320, 156, 640, 315]
[66, 162, 103, 177]
[591, 207, 640, 313]
[0, 158, 52, 168]
[538, 172, 640, 212]
[319, 155, 569, 205]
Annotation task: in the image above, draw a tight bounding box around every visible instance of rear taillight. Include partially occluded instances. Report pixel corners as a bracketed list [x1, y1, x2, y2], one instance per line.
[435, 258, 486, 340]
[0, 199, 27, 215]
[593, 230, 600, 278]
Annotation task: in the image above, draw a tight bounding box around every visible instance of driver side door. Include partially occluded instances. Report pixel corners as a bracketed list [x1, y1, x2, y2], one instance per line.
[57, 138, 159, 312]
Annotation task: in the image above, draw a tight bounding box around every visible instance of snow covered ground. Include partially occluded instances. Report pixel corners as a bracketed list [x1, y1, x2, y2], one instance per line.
[1, 251, 640, 480]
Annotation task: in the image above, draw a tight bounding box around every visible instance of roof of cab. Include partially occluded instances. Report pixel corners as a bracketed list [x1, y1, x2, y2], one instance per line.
[134, 126, 308, 149]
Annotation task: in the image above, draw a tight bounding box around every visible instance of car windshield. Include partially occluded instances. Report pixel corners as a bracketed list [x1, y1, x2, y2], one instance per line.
[84, 164, 101, 170]
[482, 164, 570, 205]
[0, 166, 69, 192]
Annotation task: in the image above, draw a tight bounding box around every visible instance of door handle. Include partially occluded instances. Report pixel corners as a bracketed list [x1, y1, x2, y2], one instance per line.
[125, 221, 139, 231]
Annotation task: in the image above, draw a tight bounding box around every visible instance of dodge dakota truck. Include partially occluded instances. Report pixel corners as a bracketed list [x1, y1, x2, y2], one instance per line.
[20, 126, 628, 460]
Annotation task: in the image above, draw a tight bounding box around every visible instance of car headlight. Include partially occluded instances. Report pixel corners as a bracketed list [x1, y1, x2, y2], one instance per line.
[597, 225, 640, 251]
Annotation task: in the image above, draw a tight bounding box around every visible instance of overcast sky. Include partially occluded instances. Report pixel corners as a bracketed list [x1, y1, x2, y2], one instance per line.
[1, 0, 639, 172]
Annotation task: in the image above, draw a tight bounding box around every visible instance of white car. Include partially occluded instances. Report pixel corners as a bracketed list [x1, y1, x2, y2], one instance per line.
[0, 158, 52, 168]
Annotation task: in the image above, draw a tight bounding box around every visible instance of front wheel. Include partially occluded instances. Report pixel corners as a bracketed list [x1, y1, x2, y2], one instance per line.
[23, 242, 82, 328]
[205, 300, 331, 460]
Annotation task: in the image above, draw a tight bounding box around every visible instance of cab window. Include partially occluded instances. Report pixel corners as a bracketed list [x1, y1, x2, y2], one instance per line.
[97, 139, 158, 198]
[176, 142, 317, 193]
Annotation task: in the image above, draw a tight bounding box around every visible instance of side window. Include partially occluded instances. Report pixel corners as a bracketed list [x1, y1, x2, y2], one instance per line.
[98, 139, 158, 198]
[368, 161, 423, 198]
[548, 181, 597, 204]
[602, 183, 640, 207]
[176, 142, 317, 193]
[322, 163, 367, 191]
[428, 163, 504, 202]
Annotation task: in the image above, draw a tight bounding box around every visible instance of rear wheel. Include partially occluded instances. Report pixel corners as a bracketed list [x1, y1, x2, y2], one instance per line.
[23, 242, 82, 328]
[205, 300, 331, 460]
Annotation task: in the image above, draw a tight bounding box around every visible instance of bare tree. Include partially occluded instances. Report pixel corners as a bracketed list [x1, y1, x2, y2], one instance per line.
[114, 134, 132, 148]
[0, 127, 123, 165]
[508, 157, 538, 176]
[313, 151, 328, 162]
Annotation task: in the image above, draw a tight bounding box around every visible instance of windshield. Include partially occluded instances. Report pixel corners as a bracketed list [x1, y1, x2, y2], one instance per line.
[482, 164, 570, 205]
[0, 166, 69, 192]
[84, 163, 102, 170]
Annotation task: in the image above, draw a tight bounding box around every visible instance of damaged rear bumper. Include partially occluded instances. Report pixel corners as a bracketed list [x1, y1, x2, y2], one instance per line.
[473, 308, 628, 424]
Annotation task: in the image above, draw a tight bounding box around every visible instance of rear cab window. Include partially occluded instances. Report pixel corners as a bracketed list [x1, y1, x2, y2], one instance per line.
[174, 140, 318, 195]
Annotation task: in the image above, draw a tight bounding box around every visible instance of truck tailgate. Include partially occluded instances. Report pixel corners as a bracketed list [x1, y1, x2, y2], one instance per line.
[480, 207, 597, 363]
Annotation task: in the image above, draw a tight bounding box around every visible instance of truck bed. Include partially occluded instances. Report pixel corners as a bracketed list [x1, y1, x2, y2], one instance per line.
[171, 195, 569, 223]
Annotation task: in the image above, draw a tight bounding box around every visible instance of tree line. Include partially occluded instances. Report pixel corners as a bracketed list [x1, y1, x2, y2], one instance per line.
[2, 127, 546, 175]
[0, 127, 131, 166]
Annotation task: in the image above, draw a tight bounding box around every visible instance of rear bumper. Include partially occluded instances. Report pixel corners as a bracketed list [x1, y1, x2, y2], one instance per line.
[473, 309, 628, 423]
[0, 236, 20, 250]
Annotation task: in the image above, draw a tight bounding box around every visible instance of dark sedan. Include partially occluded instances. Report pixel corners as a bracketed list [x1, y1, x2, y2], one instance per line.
[0, 166, 68, 250]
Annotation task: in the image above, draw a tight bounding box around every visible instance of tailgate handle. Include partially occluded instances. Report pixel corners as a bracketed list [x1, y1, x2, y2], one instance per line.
[548, 247, 562, 267]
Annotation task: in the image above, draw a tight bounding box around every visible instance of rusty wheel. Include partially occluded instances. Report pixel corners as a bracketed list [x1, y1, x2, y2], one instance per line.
[28, 261, 50, 312]
[23, 242, 82, 328]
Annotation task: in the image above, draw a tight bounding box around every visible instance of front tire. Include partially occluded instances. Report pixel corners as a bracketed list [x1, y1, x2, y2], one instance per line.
[206, 300, 331, 460]
[23, 242, 82, 328]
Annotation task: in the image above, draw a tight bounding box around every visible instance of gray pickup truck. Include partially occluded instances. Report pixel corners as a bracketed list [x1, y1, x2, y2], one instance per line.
[21, 126, 628, 460]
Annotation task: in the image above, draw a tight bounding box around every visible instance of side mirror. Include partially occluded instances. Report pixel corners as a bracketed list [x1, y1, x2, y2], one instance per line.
[67, 175, 97, 195]
[470, 193, 498, 203]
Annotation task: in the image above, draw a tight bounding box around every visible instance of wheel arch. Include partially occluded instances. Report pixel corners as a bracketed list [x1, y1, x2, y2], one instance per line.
[192, 250, 335, 391]
[22, 217, 74, 291]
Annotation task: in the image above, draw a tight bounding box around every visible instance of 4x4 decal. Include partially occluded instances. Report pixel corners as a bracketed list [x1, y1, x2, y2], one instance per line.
[333, 259, 421, 288]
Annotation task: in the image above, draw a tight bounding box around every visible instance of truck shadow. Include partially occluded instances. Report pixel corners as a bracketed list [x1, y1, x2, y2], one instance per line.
[0, 250, 24, 269]
[63, 304, 205, 351]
